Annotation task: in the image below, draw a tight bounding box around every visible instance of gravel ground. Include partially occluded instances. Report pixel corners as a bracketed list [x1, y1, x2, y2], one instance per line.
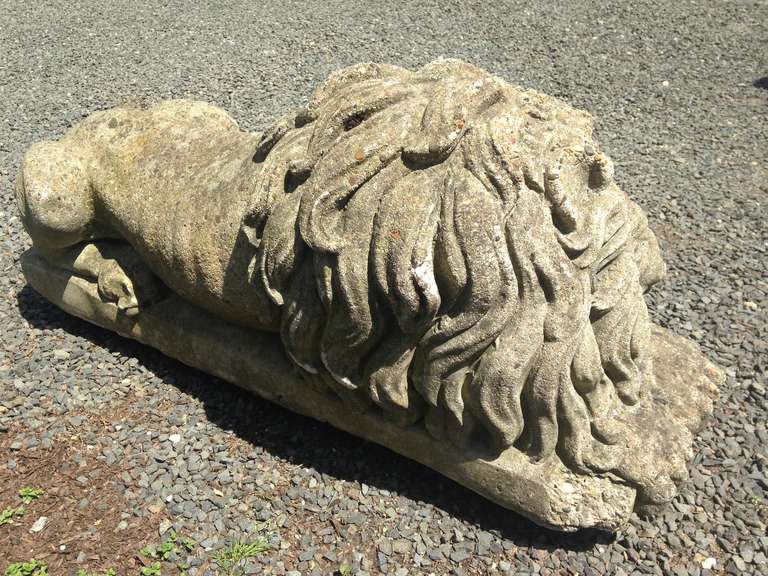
[1, 1, 766, 574]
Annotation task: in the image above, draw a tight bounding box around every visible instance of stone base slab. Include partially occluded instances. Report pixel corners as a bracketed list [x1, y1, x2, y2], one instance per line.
[20, 248, 722, 532]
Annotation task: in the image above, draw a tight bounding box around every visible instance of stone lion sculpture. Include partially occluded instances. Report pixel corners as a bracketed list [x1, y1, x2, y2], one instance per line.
[17, 59, 720, 530]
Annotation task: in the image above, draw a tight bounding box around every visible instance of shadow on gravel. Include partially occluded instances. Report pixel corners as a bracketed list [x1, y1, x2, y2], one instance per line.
[17, 284, 614, 552]
[754, 76, 768, 90]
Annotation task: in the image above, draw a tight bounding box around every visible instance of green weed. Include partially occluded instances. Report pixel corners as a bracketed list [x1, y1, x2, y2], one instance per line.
[140, 531, 196, 574]
[0, 507, 25, 526]
[18, 488, 44, 505]
[212, 536, 272, 576]
[140, 562, 161, 576]
[4, 559, 48, 576]
[141, 531, 184, 561]
[179, 536, 196, 552]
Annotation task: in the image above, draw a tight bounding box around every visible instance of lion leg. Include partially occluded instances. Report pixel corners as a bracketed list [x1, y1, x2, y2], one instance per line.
[16, 138, 162, 316]
[50, 242, 165, 317]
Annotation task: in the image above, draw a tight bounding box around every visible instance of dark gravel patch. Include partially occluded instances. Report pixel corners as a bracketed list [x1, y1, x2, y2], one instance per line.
[1, 1, 766, 574]
[0, 418, 166, 573]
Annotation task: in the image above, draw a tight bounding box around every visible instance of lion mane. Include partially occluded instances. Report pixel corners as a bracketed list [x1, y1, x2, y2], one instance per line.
[241, 60, 667, 499]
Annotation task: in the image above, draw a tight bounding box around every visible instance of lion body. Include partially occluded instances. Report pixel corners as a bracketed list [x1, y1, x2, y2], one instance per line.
[17, 60, 678, 505]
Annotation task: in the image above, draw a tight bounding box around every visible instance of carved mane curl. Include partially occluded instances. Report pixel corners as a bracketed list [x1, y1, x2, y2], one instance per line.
[243, 60, 668, 501]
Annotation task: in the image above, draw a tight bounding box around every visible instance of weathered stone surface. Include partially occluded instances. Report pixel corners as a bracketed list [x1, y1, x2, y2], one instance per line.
[16, 59, 722, 530]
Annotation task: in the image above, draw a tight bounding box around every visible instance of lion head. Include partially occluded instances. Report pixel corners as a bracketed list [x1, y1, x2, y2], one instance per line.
[242, 59, 674, 506]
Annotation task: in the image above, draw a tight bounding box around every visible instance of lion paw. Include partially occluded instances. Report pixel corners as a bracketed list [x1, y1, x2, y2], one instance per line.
[97, 259, 140, 316]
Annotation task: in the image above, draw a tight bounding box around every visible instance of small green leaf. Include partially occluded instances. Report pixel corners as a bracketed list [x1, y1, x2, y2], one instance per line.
[180, 536, 196, 551]
[140, 562, 161, 576]
[0, 507, 25, 526]
[18, 488, 44, 505]
[4, 559, 48, 576]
